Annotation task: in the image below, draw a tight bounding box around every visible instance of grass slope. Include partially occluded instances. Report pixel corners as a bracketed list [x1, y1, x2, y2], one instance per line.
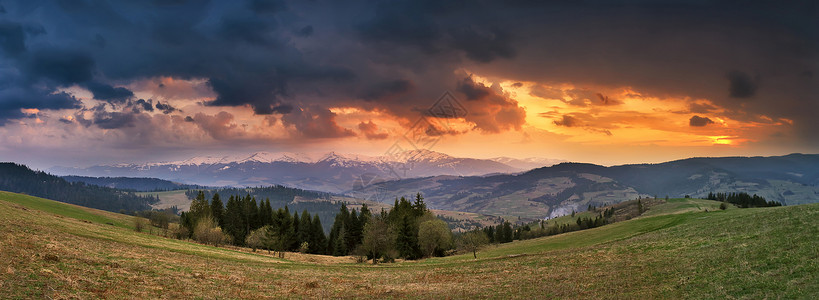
[1, 191, 817, 298]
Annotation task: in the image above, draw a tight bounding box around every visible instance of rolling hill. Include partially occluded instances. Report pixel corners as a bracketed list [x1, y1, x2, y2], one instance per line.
[353, 154, 819, 220]
[1, 191, 815, 298]
[0, 163, 157, 213]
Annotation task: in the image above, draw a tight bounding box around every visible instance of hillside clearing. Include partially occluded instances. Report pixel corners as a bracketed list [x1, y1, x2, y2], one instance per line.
[1, 191, 816, 298]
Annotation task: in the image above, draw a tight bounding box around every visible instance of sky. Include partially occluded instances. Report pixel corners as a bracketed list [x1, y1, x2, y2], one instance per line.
[0, 0, 817, 170]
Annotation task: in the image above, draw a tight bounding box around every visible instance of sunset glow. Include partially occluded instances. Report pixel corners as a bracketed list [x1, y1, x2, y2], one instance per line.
[0, 1, 814, 169]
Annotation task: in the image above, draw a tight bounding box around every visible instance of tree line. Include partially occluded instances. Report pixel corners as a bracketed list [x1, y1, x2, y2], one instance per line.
[177, 191, 328, 254]
[175, 191, 453, 262]
[461, 207, 617, 254]
[329, 193, 453, 262]
[705, 192, 782, 208]
[186, 186, 339, 233]
[0, 163, 157, 212]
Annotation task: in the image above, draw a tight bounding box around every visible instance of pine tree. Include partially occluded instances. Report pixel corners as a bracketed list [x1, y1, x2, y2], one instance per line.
[359, 203, 372, 225]
[223, 195, 246, 245]
[292, 212, 301, 249]
[210, 193, 224, 228]
[328, 203, 350, 255]
[501, 221, 513, 243]
[346, 209, 361, 252]
[258, 198, 272, 227]
[395, 214, 420, 259]
[189, 191, 212, 226]
[333, 225, 347, 256]
[298, 210, 312, 246]
[309, 215, 326, 254]
[413, 193, 427, 217]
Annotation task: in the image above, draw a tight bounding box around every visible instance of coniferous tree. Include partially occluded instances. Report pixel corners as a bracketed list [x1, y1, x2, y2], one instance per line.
[309, 215, 327, 254]
[328, 203, 350, 255]
[223, 195, 246, 245]
[292, 212, 301, 249]
[258, 198, 272, 227]
[333, 226, 347, 256]
[210, 193, 224, 227]
[298, 210, 312, 247]
[346, 209, 361, 252]
[413, 193, 427, 217]
[394, 213, 421, 259]
[483, 226, 495, 243]
[359, 203, 372, 227]
[189, 191, 212, 225]
[501, 221, 513, 243]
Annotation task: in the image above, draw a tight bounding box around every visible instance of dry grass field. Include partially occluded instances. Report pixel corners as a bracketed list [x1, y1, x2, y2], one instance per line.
[1, 190, 817, 299]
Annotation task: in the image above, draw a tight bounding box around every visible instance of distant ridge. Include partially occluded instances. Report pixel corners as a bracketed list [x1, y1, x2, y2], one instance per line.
[49, 150, 539, 193]
[353, 153, 819, 220]
[61, 175, 208, 192]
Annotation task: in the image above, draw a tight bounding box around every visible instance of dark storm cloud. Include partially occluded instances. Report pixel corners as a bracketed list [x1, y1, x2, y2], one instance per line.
[295, 25, 313, 37]
[727, 70, 759, 98]
[689, 102, 718, 114]
[248, 0, 288, 14]
[84, 81, 134, 103]
[456, 76, 491, 101]
[133, 99, 154, 113]
[451, 76, 526, 132]
[0, 21, 25, 56]
[281, 105, 356, 138]
[0, 86, 81, 124]
[0, 0, 816, 146]
[92, 110, 136, 129]
[26, 47, 95, 85]
[689, 115, 715, 127]
[155, 101, 178, 114]
[360, 79, 414, 101]
[271, 104, 293, 114]
[448, 25, 515, 63]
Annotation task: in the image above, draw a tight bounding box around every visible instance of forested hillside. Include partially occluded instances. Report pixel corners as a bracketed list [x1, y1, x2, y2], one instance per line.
[0, 163, 157, 212]
[63, 175, 206, 192]
[187, 186, 339, 232]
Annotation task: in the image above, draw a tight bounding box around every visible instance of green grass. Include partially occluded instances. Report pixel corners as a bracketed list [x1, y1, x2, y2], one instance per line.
[1, 191, 817, 298]
[641, 197, 726, 217]
[0, 191, 129, 228]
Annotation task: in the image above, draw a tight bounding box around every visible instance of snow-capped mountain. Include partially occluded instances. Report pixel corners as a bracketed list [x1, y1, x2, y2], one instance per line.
[48, 150, 525, 193]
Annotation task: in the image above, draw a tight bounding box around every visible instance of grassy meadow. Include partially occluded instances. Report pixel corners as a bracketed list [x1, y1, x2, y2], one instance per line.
[1, 190, 816, 298]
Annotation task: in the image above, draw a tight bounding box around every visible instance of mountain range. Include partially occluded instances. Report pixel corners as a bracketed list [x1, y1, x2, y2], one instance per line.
[352, 154, 819, 220]
[49, 150, 555, 193]
[49, 152, 819, 221]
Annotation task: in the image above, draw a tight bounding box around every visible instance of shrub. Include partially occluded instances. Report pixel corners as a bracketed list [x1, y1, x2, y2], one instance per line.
[193, 218, 230, 246]
[170, 223, 190, 239]
[418, 219, 453, 258]
[246, 227, 269, 252]
[133, 217, 147, 233]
